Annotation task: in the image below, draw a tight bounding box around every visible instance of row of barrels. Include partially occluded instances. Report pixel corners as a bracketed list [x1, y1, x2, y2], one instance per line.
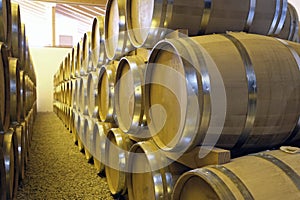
[53, 0, 300, 85]
[54, 105, 300, 200]
[0, 0, 37, 199]
[54, 0, 300, 199]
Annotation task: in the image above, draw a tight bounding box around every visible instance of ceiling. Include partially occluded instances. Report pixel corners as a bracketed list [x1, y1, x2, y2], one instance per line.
[12, 0, 107, 26]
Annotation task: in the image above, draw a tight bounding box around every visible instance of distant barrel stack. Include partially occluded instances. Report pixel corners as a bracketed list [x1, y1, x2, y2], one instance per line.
[0, 0, 37, 199]
[53, 0, 300, 200]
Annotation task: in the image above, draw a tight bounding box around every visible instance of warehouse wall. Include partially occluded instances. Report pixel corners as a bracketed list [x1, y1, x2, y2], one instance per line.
[30, 47, 71, 112]
[290, 0, 300, 15]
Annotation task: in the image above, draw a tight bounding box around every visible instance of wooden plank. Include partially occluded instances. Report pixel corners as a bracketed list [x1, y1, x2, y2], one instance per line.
[32, 0, 107, 6]
[165, 146, 231, 169]
[52, 6, 56, 46]
[165, 29, 189, 39]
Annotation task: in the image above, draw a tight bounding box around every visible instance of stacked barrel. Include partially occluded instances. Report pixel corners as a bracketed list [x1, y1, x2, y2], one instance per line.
[54, 0, 300, 199]
[0, 0, 37, 199]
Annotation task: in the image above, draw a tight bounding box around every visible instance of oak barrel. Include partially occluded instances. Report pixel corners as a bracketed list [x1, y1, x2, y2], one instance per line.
[19, 70, 26, 121]
[81, 31, 93, 74]
[70, 46, 77, 79]
[127, 140, 189, 200]
[73, 78, 79, 111]
[1, 129, 18, 200]
[104, 0, 134, 60]
[115, 55, 149, 138]
[126, 0, 289, 48]
[87, 70, 99, 118]
[71, 109, 78, 143]
[92, 122, 114, 174]
[20, 23, 26, 69]
[82, 116, 93, 162]
[11, 3, 21, 60]
[145, 32, 300, 154]
[98, 63, 117, 123]
[0, 145, 6, 200]
[76, 113, 85, 152]
[0, 0, 11, 48]
[20, 121, 28, 168]
[75, 40, 82, 78]
[8, 57, 21, 124]
[172, 149, 300, 200]
[0, 43, 10, 132]
[278, 3, 299, 42]
[15, 124, 25, 181]
[105, 128, 133, 196]
[78, 76, 88, 115]
[91, 16, 107, 68]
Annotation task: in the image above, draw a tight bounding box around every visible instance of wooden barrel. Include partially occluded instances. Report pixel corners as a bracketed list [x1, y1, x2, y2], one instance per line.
[82, 116, 93, 162]
[79, 76, 88, 115]
[0, 0, 11, 48]
[73, 78, 80, 111]
[75, 40, 82, 78]
[71, 109, 78, 143]
[70, 46, 77, 79]
[24, 113, 31, 150]
[127, 140, 189, 200]
[25, 76, 34, 115]
[0, 43, 10, 132]
[20, 121, 28, 168]
[8, 57, 21, 124]
[126, 0, 288, 48]
[105, 128, 133, 196]
[115, 55, 149, 138]
[92, 122, 114, 174]
[0, 145, 6, 200]
[145, 32, 300, 154]
[68, 80, 73, 107]
[76, 113, 85, 152]
[87, 70, 99, 118]
[15, 124, 25, 181]
[64, 54, 71, 81]
[278, 3, 299, 42]
[91, 16, 107, 68]
[70, 79, 76, 109]
[1, 129, 18, 200]
[173, 149, 300, 200]
[104, 0, 134, 60]
[19, 70, 26, 121]
[66, 106, 72, 131]
[98, 63, 117, 123]
[20, 23, 26, 69]
[11, 3, 21, 59]
[81, 31, 93, 74]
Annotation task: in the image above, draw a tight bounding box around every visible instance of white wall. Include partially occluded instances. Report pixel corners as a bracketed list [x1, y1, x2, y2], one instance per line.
[289, 0, 300, 15]
[30, 47, 71, 112]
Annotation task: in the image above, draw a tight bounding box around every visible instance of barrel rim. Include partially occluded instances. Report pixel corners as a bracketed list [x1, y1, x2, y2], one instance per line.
[145, 38, 206, 152]
[91, 16, 107, 68]
[105, 128, 130, 195]
[98, 63, 117, 123]
[127, 140, 171, 199]
[125, 0, 169, 48]
[115, 55, 145, 134]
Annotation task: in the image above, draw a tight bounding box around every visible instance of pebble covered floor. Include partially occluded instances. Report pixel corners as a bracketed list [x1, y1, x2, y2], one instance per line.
[17, 112, 113, 200]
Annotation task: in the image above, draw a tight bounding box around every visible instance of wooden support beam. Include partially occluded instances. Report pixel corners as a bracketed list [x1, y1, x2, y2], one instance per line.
[52, 6, 56, 46]
[32, 0, 107, 6]
[165, 146, 231, 169]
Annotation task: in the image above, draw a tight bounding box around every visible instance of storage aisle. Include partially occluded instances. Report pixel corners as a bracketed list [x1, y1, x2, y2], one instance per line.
[16, 112, 113, 199]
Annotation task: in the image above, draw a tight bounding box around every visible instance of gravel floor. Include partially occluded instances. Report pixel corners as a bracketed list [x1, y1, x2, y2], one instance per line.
[17, 112, 113, 200]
